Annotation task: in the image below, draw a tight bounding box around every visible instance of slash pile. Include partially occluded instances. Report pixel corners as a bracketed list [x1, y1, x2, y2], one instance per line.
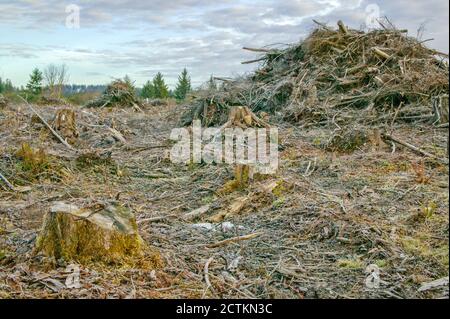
[85, 80, 143, 110]
[182, 21, 449, 128]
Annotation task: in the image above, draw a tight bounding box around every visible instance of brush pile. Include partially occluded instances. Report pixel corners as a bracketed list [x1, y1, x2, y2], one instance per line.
[85, 80, 143, 110]
[38, 95, 67, 106]
[182, 21, 449, 127]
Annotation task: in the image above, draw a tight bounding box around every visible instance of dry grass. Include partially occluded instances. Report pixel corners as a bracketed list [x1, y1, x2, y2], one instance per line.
[0, 97, 448, 298]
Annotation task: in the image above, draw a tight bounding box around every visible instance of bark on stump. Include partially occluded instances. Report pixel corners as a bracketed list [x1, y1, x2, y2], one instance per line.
[34, 202, 161, 267]
[222, 106, 272, 190]
[52, 109, 79, 144]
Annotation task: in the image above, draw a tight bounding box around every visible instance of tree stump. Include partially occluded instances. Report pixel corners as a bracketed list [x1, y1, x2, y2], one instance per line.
[219, 106, 274, 190]
[52, 108, 79, 144]
[34, 202, 161, 267]
[433, 94, 449, 124]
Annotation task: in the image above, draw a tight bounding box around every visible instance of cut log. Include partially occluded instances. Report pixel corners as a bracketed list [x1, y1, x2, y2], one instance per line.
[418, 276, 449, 292]
[107, 127, 127, 144]
[337, 20, 349, 34]
[372, 47, 391, 60]
[34, 202, 161, 267]
[223, 106, 270, 129]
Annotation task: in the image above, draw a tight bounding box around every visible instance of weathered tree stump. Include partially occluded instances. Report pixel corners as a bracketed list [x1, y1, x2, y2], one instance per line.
[34, 202, 161, 267]
[433, 94, 449, 124]
[218, 106, 274, 192]
[52, 108, 79, 144]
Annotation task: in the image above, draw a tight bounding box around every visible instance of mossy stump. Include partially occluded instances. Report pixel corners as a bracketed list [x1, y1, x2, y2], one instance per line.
[34, 202, 161, 267]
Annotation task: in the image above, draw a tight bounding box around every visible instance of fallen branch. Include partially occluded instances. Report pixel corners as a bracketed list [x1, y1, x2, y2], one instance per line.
[213, 77, 233, 82]
[312, 19, 332, 31]
[137, 214, 177, 223]
[107, 127, 127, 144]
[132, 102, 144, 113]
[183, 204, 210, 221]
[0, 171, 31, 193]
[418, 276, 449, 292]
[242, 47, 272, 53]
[241, 57, 267, 65]
[207, 232, 263, 248]
[0, 171, 15, 190]
[382, 133, 448, 164]
[18, 95, 75, 151]
[203, 256, 215, 297]
[372, 47, 391, 60]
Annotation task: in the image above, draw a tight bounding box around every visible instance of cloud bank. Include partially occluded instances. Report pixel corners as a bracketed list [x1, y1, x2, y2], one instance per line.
[0, 0, 448, 87]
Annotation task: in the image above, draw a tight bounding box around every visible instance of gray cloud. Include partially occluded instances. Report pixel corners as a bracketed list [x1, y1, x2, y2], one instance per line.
[0, 0, 447, 87]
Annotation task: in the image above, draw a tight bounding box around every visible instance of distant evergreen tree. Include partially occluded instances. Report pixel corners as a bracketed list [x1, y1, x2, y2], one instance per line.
[152, 72, 169, 99]
[207, 75, 217, 91]
[174, 68, 191, 100]
[4, 79, 13, 92]
[141, 80, 155, 99]
[26, 68, 43, 95]
[123, 74, 135, 90]
[0, 78, 14, 93]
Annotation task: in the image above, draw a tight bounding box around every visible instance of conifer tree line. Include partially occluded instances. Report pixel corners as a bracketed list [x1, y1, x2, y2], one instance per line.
[4, 67, 195, 101]
[0, 77, 14, 94]
[22, 64, 68, 98]
[141, 68, 191, 100]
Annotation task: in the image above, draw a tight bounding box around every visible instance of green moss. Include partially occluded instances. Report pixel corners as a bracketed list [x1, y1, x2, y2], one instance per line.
[272, 196, 286, 208]
[401, 236, 449, 267]
[337, 258, 363, 269]
[15, 143, 50, 174]
[421, 201, 437, 219]
[75, 152, 114, 169]
[201, 195, 216, 204]
[374, 259, 387, 268]
[34, 207, 162, 269]
[272, 181, 287, 197]
[324, 130, 368, 153]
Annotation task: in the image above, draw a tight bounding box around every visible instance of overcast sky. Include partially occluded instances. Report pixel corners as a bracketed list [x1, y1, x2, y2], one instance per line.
[0, 0, 448, 89]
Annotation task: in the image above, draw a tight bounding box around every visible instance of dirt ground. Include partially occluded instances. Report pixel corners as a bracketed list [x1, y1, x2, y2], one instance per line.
[0, 102, 448, 299]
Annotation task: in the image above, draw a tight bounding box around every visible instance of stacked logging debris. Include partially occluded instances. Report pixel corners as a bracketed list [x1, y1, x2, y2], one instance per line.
[85, 79, 143, 111]
[181, 21, 449, 128]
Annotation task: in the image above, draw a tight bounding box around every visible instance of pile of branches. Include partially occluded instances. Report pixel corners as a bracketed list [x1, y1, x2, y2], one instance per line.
[182, 20, 449, 127]
[37, 95, 69, 106]
[85, 80, 142, 110]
